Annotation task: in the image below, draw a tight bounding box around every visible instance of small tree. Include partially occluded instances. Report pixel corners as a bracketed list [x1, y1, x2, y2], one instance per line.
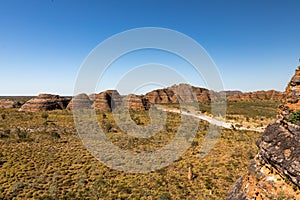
[1, 114, 6, 120]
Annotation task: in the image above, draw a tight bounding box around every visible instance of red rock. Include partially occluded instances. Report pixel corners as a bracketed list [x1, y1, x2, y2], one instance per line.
[67, 93, 92, 110]
[228, 66, 300, 199]
[19, 94, 70, 112]
[278, 66, 300, 117]
[0, 99, 17, 109]
[93, 90, 121, 111]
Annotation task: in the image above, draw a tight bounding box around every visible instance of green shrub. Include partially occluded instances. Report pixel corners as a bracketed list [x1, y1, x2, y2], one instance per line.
[288, 110, 300, 125]
[191, 141, 198, 147]
[51, 131, 61, 138]
[41, 112, 49, 120]
[17, 129, 27, 139]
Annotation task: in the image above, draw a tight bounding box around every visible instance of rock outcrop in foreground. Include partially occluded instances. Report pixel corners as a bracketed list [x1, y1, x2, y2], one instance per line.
[19, 94, 70, 112]
[228, 67, 300, 199]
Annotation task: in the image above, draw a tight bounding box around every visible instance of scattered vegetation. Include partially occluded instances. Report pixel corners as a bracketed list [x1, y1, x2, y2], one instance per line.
[0, 99, 280, 199]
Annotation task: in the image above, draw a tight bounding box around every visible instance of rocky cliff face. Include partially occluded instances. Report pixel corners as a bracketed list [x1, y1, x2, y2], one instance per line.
[228, 67, 300, 199]
[19, 94, 70, 112]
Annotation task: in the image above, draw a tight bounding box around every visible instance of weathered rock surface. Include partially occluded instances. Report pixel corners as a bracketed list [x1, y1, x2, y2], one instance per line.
[88, 93, 96, 102]
[119, 94, 149, 110]
[226, 90, 283, 101]
[93, 90, 121, 111]
[279, 66, 300, 120]
[91, 84, 211, 111]
[19, 94, 70, 112]
[0, 99, 20, 109]
[228, 158, 300, 199]
[143, 84, 212, 104]
[80, 84, 283, 112]
[67, 93, 92, 110]
[257, 122, 300, 187]
[171, 84, 212, 102]
[17, 83, 283, 112]
[92, 91, 149, 111]
[144, 89, 178, 104]
[228, 66, 300, 199]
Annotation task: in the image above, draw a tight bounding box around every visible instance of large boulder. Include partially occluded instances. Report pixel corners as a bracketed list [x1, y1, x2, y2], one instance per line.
[19, 94, 70, 112]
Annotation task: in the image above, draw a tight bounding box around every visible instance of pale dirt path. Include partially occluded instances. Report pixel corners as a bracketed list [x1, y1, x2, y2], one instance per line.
[156, 106, 265, 133]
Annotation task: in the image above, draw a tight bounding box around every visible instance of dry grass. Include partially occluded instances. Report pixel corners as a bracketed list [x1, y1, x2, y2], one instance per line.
[0, 101, 273, 199]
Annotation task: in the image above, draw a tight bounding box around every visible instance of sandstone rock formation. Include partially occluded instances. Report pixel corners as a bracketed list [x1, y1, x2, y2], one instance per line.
[171, 84, 212, 103]
[144, 89, 178, 104]
[88, 93, 96, 102]
[19, 94, 70, 112]
[120, 94, 149, 110]
[0, 99, 20, 109]
[93, 90, 121, 111]
[67, 93, 92, 110]
[278, 66, 300, 120]
[90, 84, 209, 112]
[226, 90, 283, 101]
[143, 84, 212, 104]
[228, 67, 300, 199]
[80, 84, 284, 112]
[92, 90, 149, 111]
[17, 83, 283, 112]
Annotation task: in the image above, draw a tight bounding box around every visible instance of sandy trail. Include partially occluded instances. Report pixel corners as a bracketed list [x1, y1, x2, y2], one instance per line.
[156, 106, 265, 133]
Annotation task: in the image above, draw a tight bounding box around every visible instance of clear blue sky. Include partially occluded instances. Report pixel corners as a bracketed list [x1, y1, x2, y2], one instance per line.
[1, 0, 300, 95]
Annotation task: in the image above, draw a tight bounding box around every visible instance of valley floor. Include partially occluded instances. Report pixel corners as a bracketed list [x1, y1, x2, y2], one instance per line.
[0, 100, 278, 199]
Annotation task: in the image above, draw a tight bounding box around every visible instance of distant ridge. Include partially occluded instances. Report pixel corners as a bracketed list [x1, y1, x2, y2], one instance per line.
[15, 84, 283, 112]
